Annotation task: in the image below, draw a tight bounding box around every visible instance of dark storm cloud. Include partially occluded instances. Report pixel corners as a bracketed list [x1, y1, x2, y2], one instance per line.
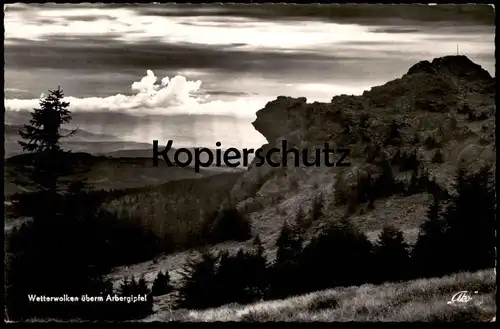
[133, 4, 263, 18]
[204, 91, 250, 97]
[5, 3, 495, 25]
[369, 27, 421, 34]
[9, 3, 125, 10]
[4, 38, 375, 75]
[4, 4, 31, 12]
[130, 4, 495, 25]
[40, 34, 124, 44]
[64, 15, 118, 22]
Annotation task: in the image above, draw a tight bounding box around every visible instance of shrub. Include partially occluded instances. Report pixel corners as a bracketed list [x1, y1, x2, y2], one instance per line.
[365, 143, 382, 163]
[359, 112, 371, 129]
[468, 111, 489, 121]
[307, 294, 340, 311]
[399, 149, 420, 172]
[391, 149, 401, 165]
[412, 132, 421, 145]
[385, 120, 402, 145]
[295, 207, 312, 231]
[432, 149, 445, 163]
[333, 171, 350, 205]
[310, 193, 324, 221]
[424, 135, 441, 149]
[373, 159, 395, 198]
[356, 171, 374, 204]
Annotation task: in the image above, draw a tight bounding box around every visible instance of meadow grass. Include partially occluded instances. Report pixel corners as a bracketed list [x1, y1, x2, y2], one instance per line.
[147, 269, 495, 322]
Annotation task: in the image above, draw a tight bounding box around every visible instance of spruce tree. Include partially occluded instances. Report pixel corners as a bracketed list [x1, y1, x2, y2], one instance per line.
[270, 221, 304, 298]
[443, 167, 495, 273]
[4, 88, 108, 320]
[177, 250, 219, 309]
[151, 270, 173, 296]
[373, 225, 411, 283]
[135, 275, 154, 318]
[214, 250, 244, 304]
[412, 195, 451, 278]
[275, 221, 303, 265]
[298, 220, 374, 292]
[9, 87, 77, 222]
[246, 235, 269, 301]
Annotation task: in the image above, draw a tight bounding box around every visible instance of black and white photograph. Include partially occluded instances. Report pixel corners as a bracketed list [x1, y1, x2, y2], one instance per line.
[3, 3, 496, 322]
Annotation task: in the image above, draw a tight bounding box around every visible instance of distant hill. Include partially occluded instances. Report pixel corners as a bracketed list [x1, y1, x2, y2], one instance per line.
[4, 125, 155, 158]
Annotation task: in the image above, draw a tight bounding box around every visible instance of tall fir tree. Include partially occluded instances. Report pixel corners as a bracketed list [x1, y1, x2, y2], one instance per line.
[275, 221, 304, 265]
[177, 250, 220, 309]
[9, 87, 78, 222]
[246, 235, 269, 301]
[4, 88, 109, 320]
[442, 167, 496, 273]
[373, 225, 411, 283]
[298, 219, 374, 292]
[270, 221, 304, 298]
[15, 87, 77, 194]
[412, 194, 451, 278]
[151, 270, 173, 296]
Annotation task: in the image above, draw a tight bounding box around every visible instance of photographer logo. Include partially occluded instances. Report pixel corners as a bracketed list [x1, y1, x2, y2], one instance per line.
[446, 291, 479, 305]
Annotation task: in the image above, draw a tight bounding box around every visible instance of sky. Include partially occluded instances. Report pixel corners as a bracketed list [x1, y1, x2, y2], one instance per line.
[3, 4, 496, 150]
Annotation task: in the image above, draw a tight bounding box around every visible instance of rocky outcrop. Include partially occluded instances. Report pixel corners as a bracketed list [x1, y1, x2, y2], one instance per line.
[230, 56, 495, 217]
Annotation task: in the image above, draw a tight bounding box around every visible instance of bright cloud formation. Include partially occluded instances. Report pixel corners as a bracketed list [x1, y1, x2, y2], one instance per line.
[4, 70, 266, 119]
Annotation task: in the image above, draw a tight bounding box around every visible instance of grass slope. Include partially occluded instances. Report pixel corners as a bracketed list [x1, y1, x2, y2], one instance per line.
[145, 269, 496, 322]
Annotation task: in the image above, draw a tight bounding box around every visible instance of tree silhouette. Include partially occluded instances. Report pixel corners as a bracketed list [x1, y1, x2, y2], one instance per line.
[208, 205, 251, 244]
[12, 87, 78, 195]
[373, 225, 411, 283]
[399, 149, 420, 172]
[151, 270, 174, 296]
[4, 88, 111, 320]
[18, 87, 74, 153]
[432, 148, 445, 163]
[386, 120, 402, 145]
[412, 195, 451, 278]
[373, 158, 395, 198]
[442, 167, 495, 273]
[270, 221, 304, 298]
[177, 250, 219, 309]
[245, 235, 269, 301]
[212, 244, 268, 306]
[297, 220, 374, 292]
[275, 221, 304, 265]
[114, 276, 153, 319]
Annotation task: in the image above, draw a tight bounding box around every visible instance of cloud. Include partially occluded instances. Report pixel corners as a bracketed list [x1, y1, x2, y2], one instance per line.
[4, 70, 266, 119]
